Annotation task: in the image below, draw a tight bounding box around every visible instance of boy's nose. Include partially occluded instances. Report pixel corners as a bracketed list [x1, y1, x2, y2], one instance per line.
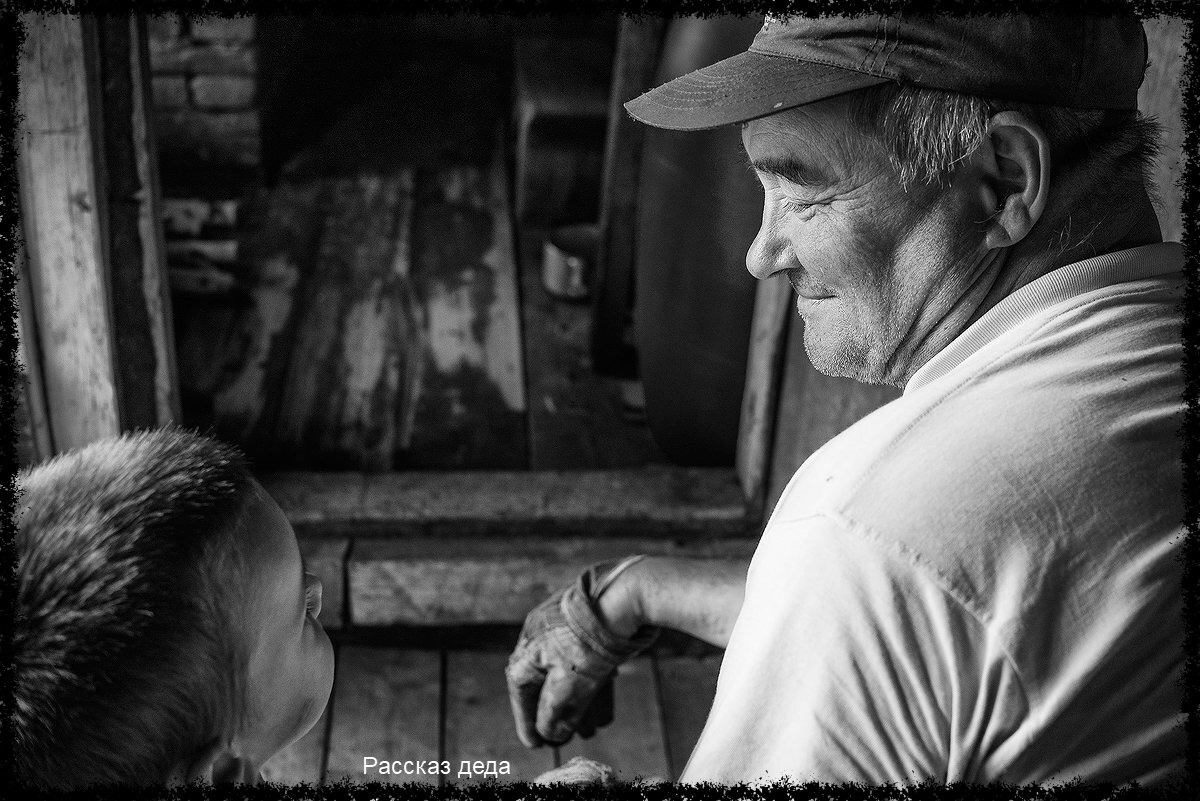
[305, 572, 323, 619]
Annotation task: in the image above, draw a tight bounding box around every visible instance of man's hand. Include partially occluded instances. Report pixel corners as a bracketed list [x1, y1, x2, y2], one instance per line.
[506, 558, 658, 747]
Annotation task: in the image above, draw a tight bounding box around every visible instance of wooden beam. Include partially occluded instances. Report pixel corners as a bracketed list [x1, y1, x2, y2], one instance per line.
[347, 535, 754, 627]
[17, 13, 120, 450]
[734, 276, 793, 510]
[18, 14, 177, 451]
[269, 172, 415, 470]
[15, 241, 54, 464]
[591, 17, 668, 378]
[96, 16, 178, 429]
[405, 147, 528, 469]
[261, 467, 749, 540]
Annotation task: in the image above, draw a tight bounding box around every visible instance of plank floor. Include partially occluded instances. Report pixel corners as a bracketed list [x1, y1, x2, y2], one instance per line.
[262, 646, 721, 786]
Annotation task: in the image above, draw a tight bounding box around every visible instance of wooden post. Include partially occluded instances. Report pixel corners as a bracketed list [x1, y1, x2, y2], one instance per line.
[17, 14, 177, 453]
[96, 16, 180, 429]
[590, 16, 668, 379]
[734, 277, 792, 510]
[15, 241, 54, 465]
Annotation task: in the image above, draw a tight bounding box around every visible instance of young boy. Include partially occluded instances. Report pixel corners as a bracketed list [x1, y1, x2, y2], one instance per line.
[13, 428, 335, 789]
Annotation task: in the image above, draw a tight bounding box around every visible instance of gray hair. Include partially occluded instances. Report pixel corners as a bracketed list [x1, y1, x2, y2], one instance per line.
[15, 428, 256, 789]
[849, 82, 1163, 194]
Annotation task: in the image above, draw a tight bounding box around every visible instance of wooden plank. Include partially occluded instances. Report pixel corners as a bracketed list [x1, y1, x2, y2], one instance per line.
[1141, 17, 1185, 243]
[766, 315, 902, 513]
[405, 150, 528, 469]
[96, 16, 178, 430]
[271, 173, 414, 470]
[735, 276, 794, 510]
[206, 181, 326, 448]
[301, 537, 348, 631]
[443, 650, 556, 783]
[348, 536, 754, 627]
[653, 654, 722, 780]
[558, 657, 671, 782]
[591, 17, 668, 378]
[259, 467, 748, 540]
[261, 694, 332, 785]
[324, 646, 441, 785]
[16, 241, 54, 464]
[133, 16, 181, 426]
[17, 13, 120, 450]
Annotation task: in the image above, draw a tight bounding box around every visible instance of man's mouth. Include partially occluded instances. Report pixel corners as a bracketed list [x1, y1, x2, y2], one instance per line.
[785, 269, 833, 300]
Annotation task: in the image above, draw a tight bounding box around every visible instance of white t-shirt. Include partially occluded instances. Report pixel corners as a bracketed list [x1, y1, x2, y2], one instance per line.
[682, 243, 1186, 786]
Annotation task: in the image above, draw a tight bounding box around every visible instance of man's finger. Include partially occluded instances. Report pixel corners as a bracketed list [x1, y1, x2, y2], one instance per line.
[591, 676, 615, 729]
[506, 665, 546, 748]
[536, 666, 602, 745]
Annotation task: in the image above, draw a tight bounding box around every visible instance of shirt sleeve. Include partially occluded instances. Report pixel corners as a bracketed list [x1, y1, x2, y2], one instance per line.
[681, 512, 1028, 785]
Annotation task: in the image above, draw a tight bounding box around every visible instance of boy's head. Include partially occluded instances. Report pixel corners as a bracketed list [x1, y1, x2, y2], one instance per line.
[14, 428, 335, 789]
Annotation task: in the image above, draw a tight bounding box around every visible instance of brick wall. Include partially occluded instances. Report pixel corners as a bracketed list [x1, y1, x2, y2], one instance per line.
[147, 15, 258, 291]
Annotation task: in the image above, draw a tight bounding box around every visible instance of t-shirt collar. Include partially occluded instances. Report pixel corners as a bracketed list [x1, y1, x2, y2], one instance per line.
[905, 242, 1184, 394]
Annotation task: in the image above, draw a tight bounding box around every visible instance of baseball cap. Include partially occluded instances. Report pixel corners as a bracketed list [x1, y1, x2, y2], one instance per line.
[624, 14, 1147, 131]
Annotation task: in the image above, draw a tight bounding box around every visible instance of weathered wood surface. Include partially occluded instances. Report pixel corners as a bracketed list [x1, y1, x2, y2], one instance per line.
[255, 645, 724, 786]
[271, 172, 417, 470]
[324, 646, 441, 785]
[17, 13, 121, 450]
[592, 17, 668, 379]
[200, 181, 326, 446]
[262, 467, 749, 540]
[348, 536, 754, 627]
[16, 242, 54, 465]
[519, 230, 668, 470]
[178, 131, 527, 470]
[1141, 17, 1185, 243]
[735, 276, 794, 510]
[405, 153, 528, 468]
[443, 650, 556, 783]
[558, 657, 671, 782]
[654, 654, 722, 779]
[97, 16, 179, 430]
[766, 315, 902, 513]
[261, 690, 331, 785]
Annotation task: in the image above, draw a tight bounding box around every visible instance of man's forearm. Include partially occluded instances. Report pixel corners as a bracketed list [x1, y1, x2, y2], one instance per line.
[596, 556, 749, 648]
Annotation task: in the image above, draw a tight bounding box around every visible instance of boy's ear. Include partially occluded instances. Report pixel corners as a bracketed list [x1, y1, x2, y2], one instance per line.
[166, 738, 259, 785]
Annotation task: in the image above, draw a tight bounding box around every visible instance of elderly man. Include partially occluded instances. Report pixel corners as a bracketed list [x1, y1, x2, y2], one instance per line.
[507, 14, 1184, 786]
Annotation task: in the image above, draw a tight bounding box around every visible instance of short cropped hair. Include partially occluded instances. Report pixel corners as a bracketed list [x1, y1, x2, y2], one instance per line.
[14, 428, 257, 789]
[849, 82, 1162, 194]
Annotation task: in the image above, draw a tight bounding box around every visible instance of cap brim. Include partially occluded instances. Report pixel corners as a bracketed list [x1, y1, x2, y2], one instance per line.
[624, 50, 892, 131]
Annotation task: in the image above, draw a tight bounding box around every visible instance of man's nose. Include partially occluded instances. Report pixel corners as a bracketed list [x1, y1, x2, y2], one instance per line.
[745, 206, 786, 280]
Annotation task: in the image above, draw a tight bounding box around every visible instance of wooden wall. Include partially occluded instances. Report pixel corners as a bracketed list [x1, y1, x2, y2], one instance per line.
[17, 15, 177, 459]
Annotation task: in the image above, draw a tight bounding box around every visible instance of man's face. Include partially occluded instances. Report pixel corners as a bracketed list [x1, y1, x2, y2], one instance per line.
[741, 94, 987, 386]
[230, 484, 335, 773]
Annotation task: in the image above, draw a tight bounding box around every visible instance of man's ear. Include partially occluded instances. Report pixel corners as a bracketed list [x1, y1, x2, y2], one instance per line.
[976, 110, 1051, 249]
[165, 738, 258, 785]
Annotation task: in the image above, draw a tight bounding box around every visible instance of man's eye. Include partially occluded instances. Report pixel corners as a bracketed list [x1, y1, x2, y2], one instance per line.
[781, 196, 814, 214]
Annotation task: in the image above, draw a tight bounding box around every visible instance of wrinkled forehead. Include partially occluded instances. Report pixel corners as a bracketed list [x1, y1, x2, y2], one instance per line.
[740, 96, 875, 176]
